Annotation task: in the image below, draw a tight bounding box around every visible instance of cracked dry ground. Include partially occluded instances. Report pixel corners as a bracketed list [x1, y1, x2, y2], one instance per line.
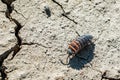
[0, 0, 120, 80]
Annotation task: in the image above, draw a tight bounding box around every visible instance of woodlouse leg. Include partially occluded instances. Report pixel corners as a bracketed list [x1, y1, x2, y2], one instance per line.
[68, 44, 76, 53]
[71, 41, 79, 50]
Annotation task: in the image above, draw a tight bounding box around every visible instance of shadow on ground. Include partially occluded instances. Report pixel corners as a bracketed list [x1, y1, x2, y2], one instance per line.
[68, 43, 95, 70]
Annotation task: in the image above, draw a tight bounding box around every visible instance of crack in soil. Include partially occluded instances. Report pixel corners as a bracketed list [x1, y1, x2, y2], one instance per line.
[52, 0, 65, 13]
[61, 13, 78, 24]
[0, 0, 24, 79]
[22, 42, 52, 48]
[101, 71, 120, 80]
[1, 0, 15, 20]
[90, 65, 120, 80]
[52, 0, 78, 24]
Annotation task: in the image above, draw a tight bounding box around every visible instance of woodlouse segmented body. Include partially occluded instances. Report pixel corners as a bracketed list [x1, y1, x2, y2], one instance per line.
[67, 35, 93, 56]
[60, 34, 93, 65]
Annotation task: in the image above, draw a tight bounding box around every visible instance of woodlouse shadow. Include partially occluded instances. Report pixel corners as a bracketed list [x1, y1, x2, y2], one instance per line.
[68, 43, 95, 70]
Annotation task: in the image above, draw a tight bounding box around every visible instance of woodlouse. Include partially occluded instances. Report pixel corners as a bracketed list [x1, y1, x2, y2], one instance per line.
[61, 34, 93, 65]
[68, 35, 93, 56]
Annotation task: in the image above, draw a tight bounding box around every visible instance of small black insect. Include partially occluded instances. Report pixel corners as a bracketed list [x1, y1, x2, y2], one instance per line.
[44, 6, 51, 18]
[61, 34, 93, 65]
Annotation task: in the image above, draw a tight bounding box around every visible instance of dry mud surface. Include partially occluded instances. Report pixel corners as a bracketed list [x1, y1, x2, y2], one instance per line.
[0, 0, 120, 80]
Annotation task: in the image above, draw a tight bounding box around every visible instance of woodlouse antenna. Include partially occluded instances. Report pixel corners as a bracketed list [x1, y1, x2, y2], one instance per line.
[60, 54, 71, 65]
[75, 31, 80, 36]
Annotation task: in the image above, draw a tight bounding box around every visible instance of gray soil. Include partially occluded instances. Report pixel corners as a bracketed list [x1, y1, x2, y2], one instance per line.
[0, 0, 120, 80]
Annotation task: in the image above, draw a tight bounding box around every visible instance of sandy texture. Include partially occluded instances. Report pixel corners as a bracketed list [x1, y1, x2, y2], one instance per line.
[0, 0, 120, 80]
